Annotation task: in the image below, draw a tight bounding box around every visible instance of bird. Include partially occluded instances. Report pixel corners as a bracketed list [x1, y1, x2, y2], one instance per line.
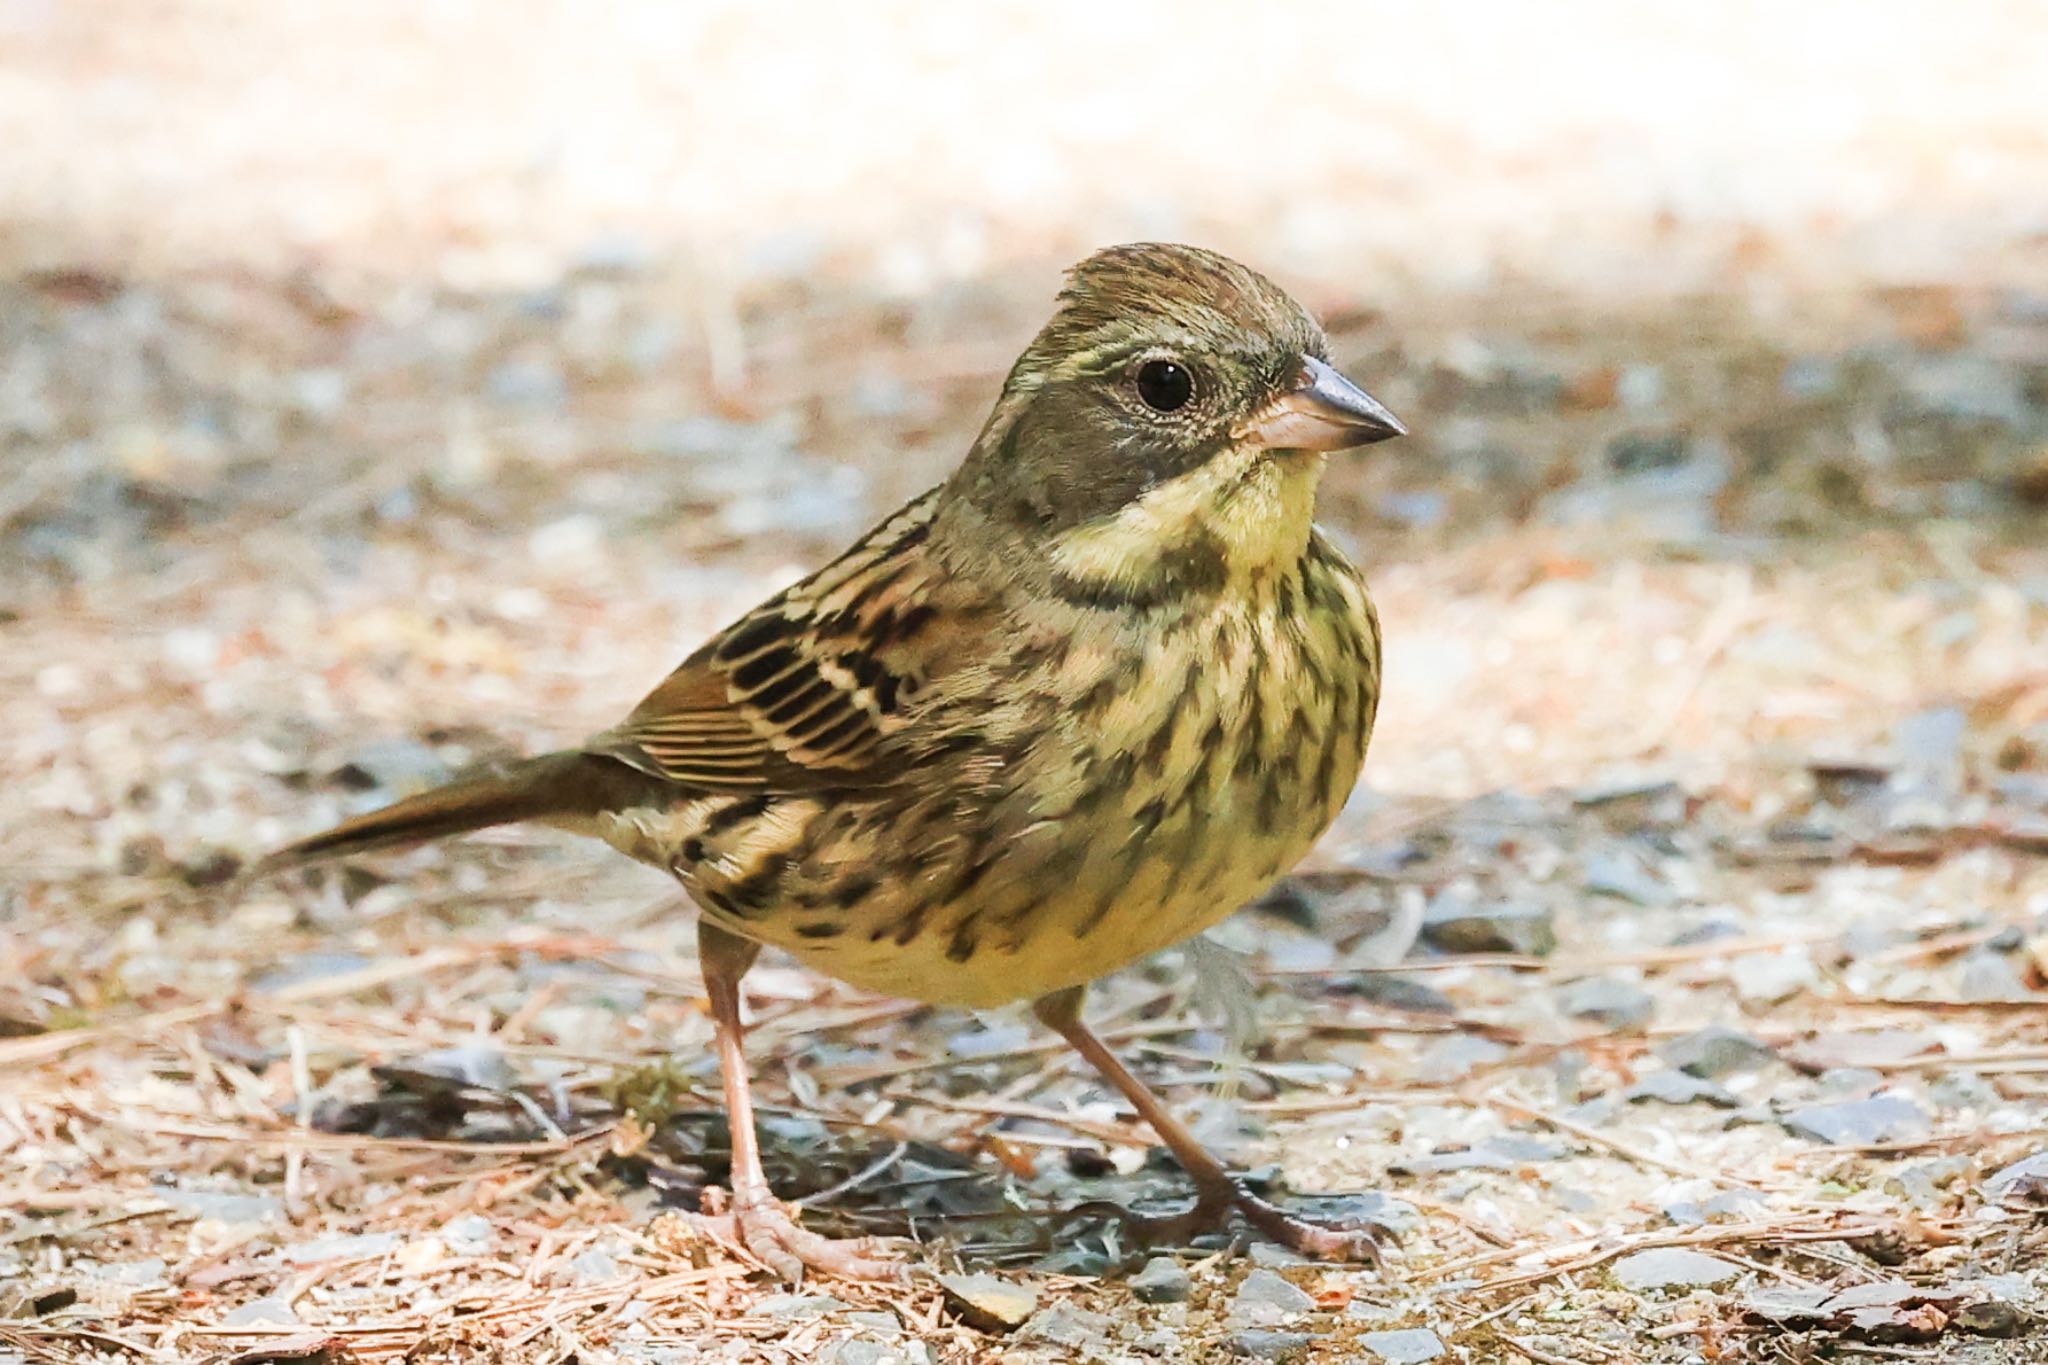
[259, 242, 1406, 1281]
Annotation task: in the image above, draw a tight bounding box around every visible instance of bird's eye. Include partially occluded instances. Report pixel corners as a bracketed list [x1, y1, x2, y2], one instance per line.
[1135, 359, 1194, 412]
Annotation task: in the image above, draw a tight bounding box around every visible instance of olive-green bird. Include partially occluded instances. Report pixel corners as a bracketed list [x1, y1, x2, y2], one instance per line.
[262, 243, 1406, 1280]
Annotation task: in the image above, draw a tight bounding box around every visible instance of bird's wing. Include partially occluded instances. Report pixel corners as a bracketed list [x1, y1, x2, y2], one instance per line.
[590, 489, 956, 792]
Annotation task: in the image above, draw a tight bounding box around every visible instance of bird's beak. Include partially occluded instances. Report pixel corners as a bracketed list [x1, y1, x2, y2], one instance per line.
[1241, 356, 1406, 452]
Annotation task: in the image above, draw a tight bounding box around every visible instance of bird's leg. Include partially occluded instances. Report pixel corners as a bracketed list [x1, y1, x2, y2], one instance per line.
[690, 920, 905, 1281]
[1033, 985, 1385, 1264]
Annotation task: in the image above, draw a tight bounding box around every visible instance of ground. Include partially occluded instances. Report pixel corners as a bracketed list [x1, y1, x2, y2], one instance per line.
[5, 5, 2048, 1363]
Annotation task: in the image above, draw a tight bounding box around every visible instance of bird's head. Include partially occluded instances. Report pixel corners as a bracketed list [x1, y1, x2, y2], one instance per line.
[948, 243, 1403, 598]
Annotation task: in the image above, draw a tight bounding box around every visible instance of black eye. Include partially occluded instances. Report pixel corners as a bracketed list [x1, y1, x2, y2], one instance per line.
[1135, 359, 1194, 412]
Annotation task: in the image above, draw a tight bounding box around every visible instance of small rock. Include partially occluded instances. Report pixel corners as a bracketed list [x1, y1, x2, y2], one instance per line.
[1657, 1026, 1776, 1078]
[827, 1341, 894, 1365]
[1421, 899, 1557, 956]
[1781, 1094, 1929, 1145]
[1784, 1030, 1934, 1074]
[161, 1190, 283, 1224]
[222, 1296, 300, 1327]
[1413, 1034, 1509, 1082]
[281, 1231, 400, 1265]
[1625, 1070, 1740, 1108]
[1229, 1330, 1319, 1360]
[1731, 951, 1817, 1006]
[565, 1247, 622, 1282]
[441, 1213, 497, 1255]
[1558, 977, 1655, 1029]
[96, 1259, 166, 1287]
[1231, 1268, 1315, 1325]
[756, 1293, 850, 1320]
[1016, 1301, 1114, 1351]
[1582, 849, 1675, 907]
[1813, 1066, 1886, 1099]
[1983, 1151, 2048, 1204]
[1929, 1069, 2001, 1112]
[1955, 1300, 2027, 1337]
[1337, 974, 1456, 1015]
[938, 1274, 1037, 1333]
[1959, 951, 2032, 1001]
[1612, 1248, 1743, 1292]
[1359, 1328, 1447, 1362]
[1129, 1256, 1191, 1304]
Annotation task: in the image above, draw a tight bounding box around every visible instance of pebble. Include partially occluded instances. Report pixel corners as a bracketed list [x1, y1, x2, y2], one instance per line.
[440, 1213, 497, 1255]
[1231, 1268, 1315, 1325]
[1016, 1301, 1115, 1351]
[1611, 1248, 1743, 1291]
[221, 1296, 300, 1326]
[1731, 950, 1818, 1006]
[1581, 850, 1675, 907]
[1413, 1034, 1510, 1082]
[938, 1274, 1037, 1332]
[160, 1189, 283, 1224]
[280, 1231, 400, 1265]
[1983, 1151, 2048, 1204]
[1359, 1328, 1447, 1362]
[1558, 976, 1655, 1029]
[1781, 1094, 1929, 1145]
[1129, 1256, 1192, 1304]
[1657, 1026, 1776, 1078]
[1229, 1330, 1320, 1360]
[1625, 1069, 1740, 1108]
[1958, 951, 2032, 1001]
[1421, 899, 1557, 956]
[757, 1293, 850, 1320]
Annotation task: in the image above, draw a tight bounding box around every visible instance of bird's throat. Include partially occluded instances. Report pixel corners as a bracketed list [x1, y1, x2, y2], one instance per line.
[1046, 448, 1322, 607]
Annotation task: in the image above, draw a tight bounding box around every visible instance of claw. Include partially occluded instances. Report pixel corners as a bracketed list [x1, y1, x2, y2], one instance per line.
[1063, 1183, 1391, 1265]
[689, 1191, 908, 1283]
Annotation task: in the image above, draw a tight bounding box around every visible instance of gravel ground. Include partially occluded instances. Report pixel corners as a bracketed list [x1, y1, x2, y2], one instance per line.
[4, 5, 2048, 1362]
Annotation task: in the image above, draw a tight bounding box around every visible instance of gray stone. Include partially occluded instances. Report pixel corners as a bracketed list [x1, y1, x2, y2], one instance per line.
[1781, 1094, 1929, 1145]
[1359, 1328, 1447, 1362]
[1231, 1268, 1315, 1325]
[1558, 977, 1655, 1029]
[826, 1341, 895, 1365]
[1625, 1070, 1740, 1108]
[1129, 1256, 1191, 1304]
[1017, 1301, 1114, 1351]
[280, 1231, 401, 1265]
[1611, 1248, 1743, 1292]
[1582, 850, 1674, 907]
[222, 1296, 300, 1327]
[1229, 1330, 1319, 1360]
[1984, 1151, 2048, 1203]
[565, 1247, 622, 1282]
[757, 1293, 850, 1320]
[95, 1259, 166, 1287]
[441, 1213, 497, 1255]
[161, 1190, 283, 1224]
[1421, 899, 1556, 956]
[1810, 1066, 1883, 1099]
[1657, 1026, 1776, 1078]
[1731, 951, 1817, 1005]
[1413, 1034, 1510, 1082]
[1959, 951, 2032, 1001]
[937, 1274, 1036, 1332]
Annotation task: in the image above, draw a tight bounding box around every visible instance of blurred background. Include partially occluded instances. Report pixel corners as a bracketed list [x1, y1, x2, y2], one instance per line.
[5, 0, 2044, 835]
[4, 3, 2048, 1354]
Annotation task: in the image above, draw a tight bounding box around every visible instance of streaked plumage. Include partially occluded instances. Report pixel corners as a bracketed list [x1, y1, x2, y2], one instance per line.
[261, 243, 1406, 1278]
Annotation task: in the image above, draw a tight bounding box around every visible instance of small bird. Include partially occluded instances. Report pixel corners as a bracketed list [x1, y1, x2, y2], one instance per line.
[262, 243, 1405, 1280]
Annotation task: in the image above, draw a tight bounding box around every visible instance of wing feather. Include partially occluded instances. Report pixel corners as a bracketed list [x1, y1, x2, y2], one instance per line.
[589, 489, 953, 792]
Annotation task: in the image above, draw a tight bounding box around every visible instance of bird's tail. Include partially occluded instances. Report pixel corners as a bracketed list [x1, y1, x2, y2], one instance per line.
[253, 750, 653, 876]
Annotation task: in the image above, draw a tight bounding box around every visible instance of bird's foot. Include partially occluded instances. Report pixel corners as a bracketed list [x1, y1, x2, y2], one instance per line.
[690, 1187, 908, 1283]
[1070, 1180, 1388, 1266]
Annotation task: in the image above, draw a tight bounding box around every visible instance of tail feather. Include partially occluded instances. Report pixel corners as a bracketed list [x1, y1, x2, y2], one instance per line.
[255, 750, 652, 876]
